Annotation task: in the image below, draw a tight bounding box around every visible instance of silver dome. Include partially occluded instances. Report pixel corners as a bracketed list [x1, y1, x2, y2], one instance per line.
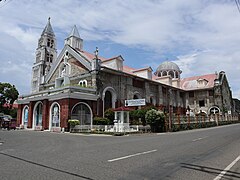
[156, 61, 181, 73]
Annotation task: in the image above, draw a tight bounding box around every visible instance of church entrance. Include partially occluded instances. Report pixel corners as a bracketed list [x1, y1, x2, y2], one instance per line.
[71, 103, 92, 126]
[33, 102, 43, 130]
[104, 90, 112, 111]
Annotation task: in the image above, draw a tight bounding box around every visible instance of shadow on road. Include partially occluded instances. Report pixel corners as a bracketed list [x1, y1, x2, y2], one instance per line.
[0, 152, 94, 180]
[181, 163, 240, 179]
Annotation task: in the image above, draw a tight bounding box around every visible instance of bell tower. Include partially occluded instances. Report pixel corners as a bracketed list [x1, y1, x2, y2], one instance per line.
[64, 25, 83, 50]
[31, 17, 57, 93]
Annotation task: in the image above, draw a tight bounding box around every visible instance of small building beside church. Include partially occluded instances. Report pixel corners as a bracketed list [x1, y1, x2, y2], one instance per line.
[17, 19, 234, 131]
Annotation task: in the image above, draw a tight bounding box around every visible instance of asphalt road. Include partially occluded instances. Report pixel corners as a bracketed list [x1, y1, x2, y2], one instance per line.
[0, 124, 240, 180]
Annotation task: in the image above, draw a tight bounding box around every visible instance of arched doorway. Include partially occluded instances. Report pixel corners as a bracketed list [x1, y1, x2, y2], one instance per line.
[104, 91, 112, 111]
[22, 105, 29, 128]
[49, 103, 60, 130]
[71, 103, 92, 126]
[102, 87, 117, 116]
[133, 92, 141, 99]
[33, 102, 43, 129]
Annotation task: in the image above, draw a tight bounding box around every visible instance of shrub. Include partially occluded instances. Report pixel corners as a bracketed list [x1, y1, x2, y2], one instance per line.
[130, 106, 157, 125]
[93, 117, 111, 125]
[104, 108, 114, 121]
[68, 119, 80, 127]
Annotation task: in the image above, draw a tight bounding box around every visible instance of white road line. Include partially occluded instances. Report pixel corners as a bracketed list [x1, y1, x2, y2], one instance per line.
[213, 155, 240, 180]
[192, 136, 208, 142]
[108, 149, 157, 162]
[0, 143, 2, 145]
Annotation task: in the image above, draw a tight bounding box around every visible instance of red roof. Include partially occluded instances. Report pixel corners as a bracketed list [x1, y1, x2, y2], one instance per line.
[132, 66, 153, 73]
[122, 65, 136, 75]
[78, 50, 107, 62]
[180, 73, 217, 90]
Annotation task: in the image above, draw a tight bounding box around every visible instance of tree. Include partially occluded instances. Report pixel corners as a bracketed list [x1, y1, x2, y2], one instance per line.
[0, 82, 19, 114]
[145, 109, 165, 132]
[130, 106, 157, 125]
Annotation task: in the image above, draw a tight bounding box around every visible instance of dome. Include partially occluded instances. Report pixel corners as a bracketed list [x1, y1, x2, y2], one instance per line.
[156, 61, 181, 73]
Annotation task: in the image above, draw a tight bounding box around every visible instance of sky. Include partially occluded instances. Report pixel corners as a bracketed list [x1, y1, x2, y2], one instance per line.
[0, 0, 239, 99]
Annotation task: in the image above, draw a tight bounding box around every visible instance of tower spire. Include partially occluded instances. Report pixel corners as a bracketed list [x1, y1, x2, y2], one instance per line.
[41, 17, 55, 36]
[31, 18, 57, 93]
[65, 25, 83, 50]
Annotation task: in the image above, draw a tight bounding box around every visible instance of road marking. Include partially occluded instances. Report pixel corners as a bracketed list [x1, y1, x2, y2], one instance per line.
[108, 149, 157, 162]
[192, 136, 208, 142]
[213, 155, 240, 180]
[0, 143, 2, 145]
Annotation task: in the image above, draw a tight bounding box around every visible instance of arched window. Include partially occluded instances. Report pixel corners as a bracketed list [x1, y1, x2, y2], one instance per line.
[169, 71, 174, 78]
[104, 91, 112, 111]
[71, 103, 92, 126]
[51, 103, 60, 128]
[102, 87, 117, 113]
[133, 94, 139, 99]
[79, 80, 88, 87]
[47, 38, 51, 47]
[150, 97, 153, 104]
[50, 54, 53, 63]
[47, 39, 54, 48]
[175, 72, 179, 78]
[162, 71, 167, 76]
[50, 40, 54, 48]
[83, 80, 87, 87]
[22, 106, 29, 127]
[34, 102, 43, 127]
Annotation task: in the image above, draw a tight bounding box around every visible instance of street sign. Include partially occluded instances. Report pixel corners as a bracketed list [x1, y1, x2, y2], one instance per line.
[125, 99, 146, 107]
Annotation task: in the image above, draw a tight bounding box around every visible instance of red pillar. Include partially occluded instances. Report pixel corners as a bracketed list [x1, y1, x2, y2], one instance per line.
[28, 101, 34, 128]
[42, 99, 49, 130]
[17, 104, 23, 126]
[60, 99, 70, 129]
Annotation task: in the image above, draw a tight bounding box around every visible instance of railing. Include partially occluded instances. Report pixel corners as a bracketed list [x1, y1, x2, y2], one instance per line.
[70, 115, 240, 133]
[165, 114, 240, 132]
[70, 125, 151, 133]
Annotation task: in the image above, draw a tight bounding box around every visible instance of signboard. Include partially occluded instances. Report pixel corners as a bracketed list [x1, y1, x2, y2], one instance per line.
[209, 106, 220, 114]
[125, 99, 146, 107]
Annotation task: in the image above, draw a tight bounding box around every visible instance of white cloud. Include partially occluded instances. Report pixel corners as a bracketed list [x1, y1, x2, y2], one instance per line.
[0, 0, 239, 99]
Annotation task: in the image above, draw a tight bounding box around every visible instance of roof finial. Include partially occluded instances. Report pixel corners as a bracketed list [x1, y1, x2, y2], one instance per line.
[48, 17, 51, 22]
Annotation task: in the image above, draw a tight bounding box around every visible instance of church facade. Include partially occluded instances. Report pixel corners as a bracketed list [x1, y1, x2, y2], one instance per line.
[17, 19, 234, 131]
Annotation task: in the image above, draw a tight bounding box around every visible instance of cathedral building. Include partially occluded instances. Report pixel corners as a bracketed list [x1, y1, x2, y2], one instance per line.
[17, 19, 234, 131]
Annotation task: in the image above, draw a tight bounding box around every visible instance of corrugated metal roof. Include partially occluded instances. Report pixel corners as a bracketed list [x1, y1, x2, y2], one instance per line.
[180, 74, 217, 90]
